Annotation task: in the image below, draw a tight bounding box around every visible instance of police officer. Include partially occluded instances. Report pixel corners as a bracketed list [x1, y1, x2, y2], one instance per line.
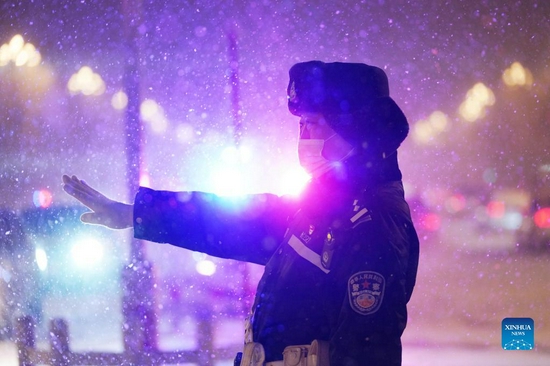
[63, 61, 419, 366]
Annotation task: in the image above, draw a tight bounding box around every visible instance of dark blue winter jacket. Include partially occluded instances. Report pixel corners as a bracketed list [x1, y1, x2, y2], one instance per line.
[133, 155, 419, 366]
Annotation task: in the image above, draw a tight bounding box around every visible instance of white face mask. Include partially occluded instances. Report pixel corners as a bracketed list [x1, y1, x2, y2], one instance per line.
[298, 136, 339, 178]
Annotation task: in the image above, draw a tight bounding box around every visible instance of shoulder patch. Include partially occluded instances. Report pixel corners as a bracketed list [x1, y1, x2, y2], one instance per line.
[349, 204, 372, 228]
[348, 271, 385, 315]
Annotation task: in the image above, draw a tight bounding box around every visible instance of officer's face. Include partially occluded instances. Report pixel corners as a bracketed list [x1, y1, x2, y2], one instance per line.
[299, 112, 354, 161]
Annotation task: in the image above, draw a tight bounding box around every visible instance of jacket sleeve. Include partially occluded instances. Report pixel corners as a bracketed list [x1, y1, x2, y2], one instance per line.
[133, 187, 294, 265]
[327, 206, 418, 366]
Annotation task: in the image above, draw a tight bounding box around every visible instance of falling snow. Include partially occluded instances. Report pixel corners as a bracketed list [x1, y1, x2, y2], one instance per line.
[1, 0, 550, 365]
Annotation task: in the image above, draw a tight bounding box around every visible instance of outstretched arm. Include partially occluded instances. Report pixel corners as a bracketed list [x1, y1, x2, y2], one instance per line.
[62, 175, 133, 229]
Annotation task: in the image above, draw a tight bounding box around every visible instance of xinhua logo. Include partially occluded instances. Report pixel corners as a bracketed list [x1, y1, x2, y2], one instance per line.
[502, 318, 534, 350]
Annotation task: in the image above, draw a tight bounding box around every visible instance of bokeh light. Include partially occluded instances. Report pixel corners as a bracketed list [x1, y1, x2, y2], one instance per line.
[503, 61, 533, 88]
[500, 211, 524, 230]
[0, 34, 41, 67]
[67, 66, 106, 96]
[32, 189, 53, 208]
[412, 110, 449, 145]
[458, 82, 495, 122]
[195, 260, 216, 276]
[534, 208, 550, 229]
[140, 99, 168, 133]
[35, 247, 48, 271]
[111, 90, 128, 110]
[191, 252, 217, 276]
[486, 200, 506, 219]
[444, 194, 466, 214]
[483, 168, 498, 184]
[420, 212, 441, 232]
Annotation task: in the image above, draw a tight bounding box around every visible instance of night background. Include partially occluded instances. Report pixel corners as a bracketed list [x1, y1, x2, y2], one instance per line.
[1, 0, 550, 365]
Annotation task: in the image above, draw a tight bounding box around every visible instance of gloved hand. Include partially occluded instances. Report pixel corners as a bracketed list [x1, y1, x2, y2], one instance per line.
[62, 175, 134, 229]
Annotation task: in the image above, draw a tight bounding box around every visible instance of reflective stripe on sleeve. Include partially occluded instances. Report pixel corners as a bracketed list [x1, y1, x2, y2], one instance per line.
[288, 234, 330, 274]
[350, 207, 368, 223]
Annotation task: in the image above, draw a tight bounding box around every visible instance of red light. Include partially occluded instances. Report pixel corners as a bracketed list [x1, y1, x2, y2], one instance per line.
[534, 208, 550, 229]
[487, 201, 505, 218]
[421, 213, 441, 232]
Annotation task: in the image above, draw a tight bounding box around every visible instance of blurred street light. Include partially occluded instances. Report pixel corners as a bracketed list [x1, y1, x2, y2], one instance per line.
[412, 110, 449, 145]
[111, 90, 129, 110]
[140, 99, 168, 133]
[503, 61, 533, 89]
[67, 66, 106, 96]
[458, 82, 495, 122]
[0, 34, 41, 67]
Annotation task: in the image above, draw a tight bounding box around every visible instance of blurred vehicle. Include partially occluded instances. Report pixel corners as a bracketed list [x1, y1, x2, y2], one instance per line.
[427, 187, 530, 252]
[516, 195, 550, 252]
[20, 206, 124, 292]
[459, 189, 529, 252]
[485, 189, 529, 232]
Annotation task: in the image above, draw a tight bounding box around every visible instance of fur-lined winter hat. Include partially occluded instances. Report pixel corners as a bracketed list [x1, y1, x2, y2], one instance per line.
[288, 61, 409, 158]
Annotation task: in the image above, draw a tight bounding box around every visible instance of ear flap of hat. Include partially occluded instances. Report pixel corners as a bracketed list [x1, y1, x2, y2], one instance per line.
[362, 97, 409, 157]
[325, 97, 408, 158]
